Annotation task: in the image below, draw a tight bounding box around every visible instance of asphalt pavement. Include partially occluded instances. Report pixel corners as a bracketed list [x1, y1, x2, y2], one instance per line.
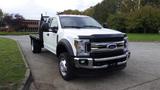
[0, 35, 160, 90]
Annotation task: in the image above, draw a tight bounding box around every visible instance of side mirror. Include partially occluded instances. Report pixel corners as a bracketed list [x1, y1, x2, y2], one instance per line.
[41, 22, 49, 31]
[103, 23, 109, 28]
[51, 27, 58, 33]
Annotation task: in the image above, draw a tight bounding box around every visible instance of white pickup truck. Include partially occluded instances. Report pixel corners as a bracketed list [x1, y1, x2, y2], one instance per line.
[30, 14, 130, 80]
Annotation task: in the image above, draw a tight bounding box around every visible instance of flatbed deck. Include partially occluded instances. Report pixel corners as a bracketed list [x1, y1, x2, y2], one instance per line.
[30, 34, 40, 40]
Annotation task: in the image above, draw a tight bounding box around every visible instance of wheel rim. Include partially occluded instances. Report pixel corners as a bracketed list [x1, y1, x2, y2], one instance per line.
[60, 58, 67, 76]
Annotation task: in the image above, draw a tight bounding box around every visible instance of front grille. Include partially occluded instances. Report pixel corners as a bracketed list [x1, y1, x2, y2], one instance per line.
[86, 34, 125, 58]
[90, 37, 124, 42]
[93, 57, 127, 66]
[90, 49, 124, 58]
[90, 34, 125, 42]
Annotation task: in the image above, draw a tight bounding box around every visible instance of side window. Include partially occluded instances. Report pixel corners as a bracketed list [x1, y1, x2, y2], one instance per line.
[50, 17, 58, 28]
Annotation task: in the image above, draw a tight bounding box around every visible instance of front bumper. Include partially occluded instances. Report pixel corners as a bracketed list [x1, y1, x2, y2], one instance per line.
[74, 51, 130, 69]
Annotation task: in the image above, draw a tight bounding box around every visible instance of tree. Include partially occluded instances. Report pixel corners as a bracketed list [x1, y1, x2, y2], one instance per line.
[0, 9, 2, 17]
[108, 13, 127, 32]
[127, 5, 160, 33]
[119, 0, 160, 13]
[143, 0, 160, 6]
[3, 13, 25, 31]
[83, 7, 94, 17]
[93, 0, 118, 23]
[120, 0, 141, 12]
[0, 9, 3, 27]
[58, 9, 82, 15]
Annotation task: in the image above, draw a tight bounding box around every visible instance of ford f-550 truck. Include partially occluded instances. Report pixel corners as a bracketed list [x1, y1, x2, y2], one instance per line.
[30, 14, 130, 81]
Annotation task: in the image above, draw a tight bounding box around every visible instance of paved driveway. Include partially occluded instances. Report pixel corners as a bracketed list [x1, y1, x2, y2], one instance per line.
[1, 35, 160, 90]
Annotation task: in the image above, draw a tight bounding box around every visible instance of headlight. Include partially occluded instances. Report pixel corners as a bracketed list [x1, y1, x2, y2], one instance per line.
[124, 36, 129, 49]
[74, 39, 90, 56]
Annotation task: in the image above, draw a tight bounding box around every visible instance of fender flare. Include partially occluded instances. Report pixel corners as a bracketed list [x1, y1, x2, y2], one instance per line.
[56, 39, 74, 57]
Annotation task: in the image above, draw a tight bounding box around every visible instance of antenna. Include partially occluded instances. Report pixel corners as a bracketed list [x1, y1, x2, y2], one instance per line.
[45, 12, 47, 16]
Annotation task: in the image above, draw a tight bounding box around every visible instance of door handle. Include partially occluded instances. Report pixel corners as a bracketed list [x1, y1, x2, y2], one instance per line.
[47, 33, 49, 36]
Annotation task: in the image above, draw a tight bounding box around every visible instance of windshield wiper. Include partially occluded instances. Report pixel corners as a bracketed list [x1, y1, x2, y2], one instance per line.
[82, 25, 102, 29]
[63, 26, 82, 29]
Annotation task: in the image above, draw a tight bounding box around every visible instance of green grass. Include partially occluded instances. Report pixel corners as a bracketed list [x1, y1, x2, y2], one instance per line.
[0, 38, 26, 89]
[0, 32, 37, 35]
[127, 33, 160, 42]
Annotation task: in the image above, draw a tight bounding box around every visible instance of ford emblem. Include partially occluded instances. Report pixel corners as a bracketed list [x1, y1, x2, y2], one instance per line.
[107, 43, 117, 49]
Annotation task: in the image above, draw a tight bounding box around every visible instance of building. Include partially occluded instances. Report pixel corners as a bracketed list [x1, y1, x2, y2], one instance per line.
[22, 19, 39, 32]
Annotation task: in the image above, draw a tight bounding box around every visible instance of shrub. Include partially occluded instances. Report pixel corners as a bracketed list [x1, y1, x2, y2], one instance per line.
[107, 5, 160, 34]
[127, 5, 160, 33]
[107, 13, 127, 33]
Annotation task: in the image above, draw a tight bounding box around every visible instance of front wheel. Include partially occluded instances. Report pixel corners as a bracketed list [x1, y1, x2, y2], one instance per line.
[59, 53, 74, 81]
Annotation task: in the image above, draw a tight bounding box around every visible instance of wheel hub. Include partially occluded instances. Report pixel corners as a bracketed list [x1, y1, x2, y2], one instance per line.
[60, 59, 67, 76]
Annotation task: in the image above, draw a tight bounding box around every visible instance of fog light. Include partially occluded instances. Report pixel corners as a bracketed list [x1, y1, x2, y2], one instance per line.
[79, 59, 88, 65]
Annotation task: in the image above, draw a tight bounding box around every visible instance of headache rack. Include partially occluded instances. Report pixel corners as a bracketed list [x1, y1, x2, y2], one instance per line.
[38, 14, 50, 41]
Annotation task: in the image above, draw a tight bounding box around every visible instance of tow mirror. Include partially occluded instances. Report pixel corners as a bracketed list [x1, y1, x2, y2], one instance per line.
[103, 23, 109, 28]
[51, 27, 58, 33]
[42, 22, 49, 31]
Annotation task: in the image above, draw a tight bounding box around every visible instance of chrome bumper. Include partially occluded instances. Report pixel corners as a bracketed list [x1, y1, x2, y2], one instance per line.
[74, 52, 130, 69]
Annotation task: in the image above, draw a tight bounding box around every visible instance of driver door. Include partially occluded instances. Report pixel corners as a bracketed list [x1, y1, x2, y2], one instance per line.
[47, 17, 58, 53]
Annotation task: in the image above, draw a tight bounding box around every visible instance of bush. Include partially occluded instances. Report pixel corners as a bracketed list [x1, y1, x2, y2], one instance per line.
[107, 5, 160, 34]
[127, 5, 160, 33]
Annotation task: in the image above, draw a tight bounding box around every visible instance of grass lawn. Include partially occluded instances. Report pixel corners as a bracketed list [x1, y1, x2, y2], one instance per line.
[0, 32, 37, 35]
[127, 33, 160, 42]
[0, 38, 26, 89]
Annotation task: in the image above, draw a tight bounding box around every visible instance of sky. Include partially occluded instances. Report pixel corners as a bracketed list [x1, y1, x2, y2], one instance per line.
[0, 0, 103, 19]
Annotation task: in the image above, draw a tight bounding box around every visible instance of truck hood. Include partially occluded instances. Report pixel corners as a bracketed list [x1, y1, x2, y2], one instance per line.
[63, 28, 123, 38]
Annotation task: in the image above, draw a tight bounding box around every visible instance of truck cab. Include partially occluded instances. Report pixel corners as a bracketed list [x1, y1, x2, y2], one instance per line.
[30, 14, 130, 81]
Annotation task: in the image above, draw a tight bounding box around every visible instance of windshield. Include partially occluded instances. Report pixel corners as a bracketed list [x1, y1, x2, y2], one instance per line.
[59, 16, 102, 29]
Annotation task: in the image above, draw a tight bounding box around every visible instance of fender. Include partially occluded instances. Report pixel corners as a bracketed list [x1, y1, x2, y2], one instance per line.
[56, 39, 74, 57]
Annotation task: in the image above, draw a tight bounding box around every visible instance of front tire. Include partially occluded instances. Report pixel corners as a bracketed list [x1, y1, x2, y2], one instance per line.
[59, 53, 74, 81]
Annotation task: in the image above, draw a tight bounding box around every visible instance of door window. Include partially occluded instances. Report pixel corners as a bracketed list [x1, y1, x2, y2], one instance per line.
[50, 17, 58, 28]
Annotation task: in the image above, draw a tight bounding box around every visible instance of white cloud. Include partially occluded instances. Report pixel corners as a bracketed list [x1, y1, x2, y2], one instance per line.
[0, 0, 102, 19]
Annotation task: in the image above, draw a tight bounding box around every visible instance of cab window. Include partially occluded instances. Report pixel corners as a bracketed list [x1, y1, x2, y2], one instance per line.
[50, 17, 58, 28]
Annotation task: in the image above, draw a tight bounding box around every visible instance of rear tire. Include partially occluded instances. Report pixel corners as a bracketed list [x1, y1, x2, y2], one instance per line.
[31, 39, 41, 53]
[59, 52, 75, 81]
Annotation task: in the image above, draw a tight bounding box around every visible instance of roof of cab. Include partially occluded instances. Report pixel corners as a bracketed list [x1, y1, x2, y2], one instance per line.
[58, 14, 88, 17]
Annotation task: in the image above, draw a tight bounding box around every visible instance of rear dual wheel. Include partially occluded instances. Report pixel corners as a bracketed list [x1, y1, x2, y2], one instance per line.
[31, 39, 41, 53]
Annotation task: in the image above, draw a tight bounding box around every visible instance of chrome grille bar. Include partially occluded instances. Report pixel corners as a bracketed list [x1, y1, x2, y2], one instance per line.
[91, 41, 125, 52]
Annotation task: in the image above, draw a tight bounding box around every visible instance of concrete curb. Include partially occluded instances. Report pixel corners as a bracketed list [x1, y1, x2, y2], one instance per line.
[0, 83, 17, 90]
[16, 40, 33, 90]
